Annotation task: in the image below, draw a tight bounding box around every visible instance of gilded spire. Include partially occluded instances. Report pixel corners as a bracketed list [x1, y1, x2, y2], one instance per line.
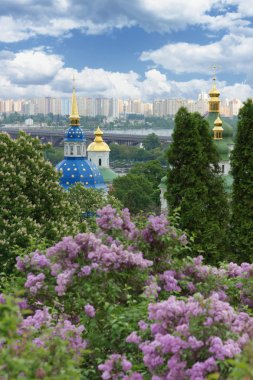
[208, 64, 221, 113]
[69, 74, 80, 126]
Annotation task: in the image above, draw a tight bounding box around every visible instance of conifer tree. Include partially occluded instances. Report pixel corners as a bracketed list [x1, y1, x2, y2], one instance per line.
[230, 99, 253, 262]
[167, 108, 229, 262]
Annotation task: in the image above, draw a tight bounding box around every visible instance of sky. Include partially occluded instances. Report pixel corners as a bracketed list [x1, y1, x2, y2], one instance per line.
[1, 0, 253, 101]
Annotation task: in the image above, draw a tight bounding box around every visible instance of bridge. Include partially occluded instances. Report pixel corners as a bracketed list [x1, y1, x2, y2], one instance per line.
[0, 126, 172, 146]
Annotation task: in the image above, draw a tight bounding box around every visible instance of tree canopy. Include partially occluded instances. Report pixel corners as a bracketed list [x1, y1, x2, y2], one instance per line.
[230, 99, 253, 262]
[143, 133, 161, 150]
[0, 131, 79, 271]
[111, 173, 155, 214]
[166, 108, 229, 262]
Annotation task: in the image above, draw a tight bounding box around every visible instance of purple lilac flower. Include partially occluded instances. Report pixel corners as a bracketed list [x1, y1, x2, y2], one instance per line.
[126, 332, 141, 344]
[97, 205, 123, 231]
[22, 307, 52, 329]
[30, 250, 50, 269]
[98, 354, 133, 379]
[24, 273, 45, 294]
[84, 304, 96, 318]
[142, 214, 169, 243]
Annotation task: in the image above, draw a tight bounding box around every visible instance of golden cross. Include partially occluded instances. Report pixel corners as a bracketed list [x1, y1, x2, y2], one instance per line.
[209, 64, 221, 81]
[72, 73, 76, 89]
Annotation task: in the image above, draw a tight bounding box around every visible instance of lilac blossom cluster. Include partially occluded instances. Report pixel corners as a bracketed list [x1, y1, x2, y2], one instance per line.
[97, 205, 188, 248]
[17, 232, 152, 298]
[0, 296, 86, 360]
[159, 256, 253, 308]
[21, 307, 86, 355]
[98, 354, 143, 380]
[122, 293, 253, 380]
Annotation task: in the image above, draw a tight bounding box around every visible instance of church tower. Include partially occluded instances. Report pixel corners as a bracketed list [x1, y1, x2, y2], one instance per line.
[206, 66, 234, 176]
[87, 127, 118, 185]
[56, 78, 106, 190]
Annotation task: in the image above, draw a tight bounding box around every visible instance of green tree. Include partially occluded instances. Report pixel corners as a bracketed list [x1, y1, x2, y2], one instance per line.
[230, 99, 253, 262]
[45, 146, 64, 165]
[111, 173, 154, 214]
[166, 108, 229, 262]
[0, 131, 80, 271]
[129, 160, 165, 207]
[143, 133, 161, 150]
[68, 183, 122, 216]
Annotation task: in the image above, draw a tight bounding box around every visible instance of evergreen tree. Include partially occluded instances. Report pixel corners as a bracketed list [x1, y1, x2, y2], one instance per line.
[0, 131, 80, 271]
[230, 99, 253, 262]
[167, 108, 229, 262]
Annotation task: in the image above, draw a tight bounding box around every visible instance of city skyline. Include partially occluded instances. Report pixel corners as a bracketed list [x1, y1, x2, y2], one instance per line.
[0, 1, 253, 101]
[0, 94, 242, 118]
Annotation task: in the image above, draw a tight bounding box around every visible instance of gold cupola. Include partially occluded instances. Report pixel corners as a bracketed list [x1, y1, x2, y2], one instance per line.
[213, 114, 224, 140]
[87, 127, 110, 152]
[209, 73, 220, 113]
[69, 75, 80, 126]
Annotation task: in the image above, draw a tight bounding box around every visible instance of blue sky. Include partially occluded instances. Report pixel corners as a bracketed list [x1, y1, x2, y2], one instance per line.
[0, 0, 253, 100]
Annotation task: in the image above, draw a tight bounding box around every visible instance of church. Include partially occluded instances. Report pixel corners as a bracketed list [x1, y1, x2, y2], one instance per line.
[56, 82, 117, 190]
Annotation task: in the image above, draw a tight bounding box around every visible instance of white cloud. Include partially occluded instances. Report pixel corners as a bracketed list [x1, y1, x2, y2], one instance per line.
[0, 47, 251, 101]
[0, 0, 251, 42]
[140, 33, 253, 79]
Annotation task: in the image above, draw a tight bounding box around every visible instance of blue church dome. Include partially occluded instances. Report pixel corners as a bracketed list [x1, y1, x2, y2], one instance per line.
[55, 80, 106, 191]
[56, 157, 106, 190]
[65, 126, 85, 142]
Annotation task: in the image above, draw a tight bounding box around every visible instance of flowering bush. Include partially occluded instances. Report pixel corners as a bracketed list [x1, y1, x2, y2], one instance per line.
[102, 293, 253, 379]
[0, 131, 80, 272]
[0, 295, 85, 379]
[6, 205, 253, 379]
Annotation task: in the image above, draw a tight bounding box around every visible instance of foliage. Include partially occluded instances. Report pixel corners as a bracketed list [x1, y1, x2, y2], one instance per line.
[129, 160, 165, 208]
[228, 341, 253, 379]
[129, 160, 165, 189]
[230, 99, 253, 262]
[111, 173, 156, 214]
[45, 145, 64, 165]
[0, 295, 84, 379]
[0, 131, 80, 272]
[166, 108, 229, 263]
[143, 133, 161, 150]
[68, 183, 122, 214]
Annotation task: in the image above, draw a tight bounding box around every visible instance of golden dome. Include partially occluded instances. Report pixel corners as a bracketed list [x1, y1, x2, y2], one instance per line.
[209, 82, 220, 98]
[87, 127, 110, 152]
[214, 115, 223, 126]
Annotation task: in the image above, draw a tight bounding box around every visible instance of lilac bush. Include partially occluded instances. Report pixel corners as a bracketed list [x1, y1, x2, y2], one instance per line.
[0, 294, 85, 379]
[11, 205, 253, 379]
[108, 293, 253, 380]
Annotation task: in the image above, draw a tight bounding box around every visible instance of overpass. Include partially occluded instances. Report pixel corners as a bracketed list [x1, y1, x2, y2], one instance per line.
[0, 126, 172, 146]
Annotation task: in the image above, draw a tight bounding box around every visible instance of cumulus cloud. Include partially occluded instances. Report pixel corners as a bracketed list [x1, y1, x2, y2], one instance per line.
[140, 33, 253, 79]
[0, 47, 252, 101]
[0, 0, 250, 42]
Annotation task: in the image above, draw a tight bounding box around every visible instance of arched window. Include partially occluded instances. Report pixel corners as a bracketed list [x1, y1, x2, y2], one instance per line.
[77, 146, 81, 155]
[70, 146, 74, 155]
[99, 158, 102, 166]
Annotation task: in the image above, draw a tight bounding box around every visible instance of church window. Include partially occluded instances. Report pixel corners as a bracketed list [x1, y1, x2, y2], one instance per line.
[70, 146, 74, 155]
[99, 158, 102, 166]
[77, 146, 81, 155]
[221, 165, 225, 173]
